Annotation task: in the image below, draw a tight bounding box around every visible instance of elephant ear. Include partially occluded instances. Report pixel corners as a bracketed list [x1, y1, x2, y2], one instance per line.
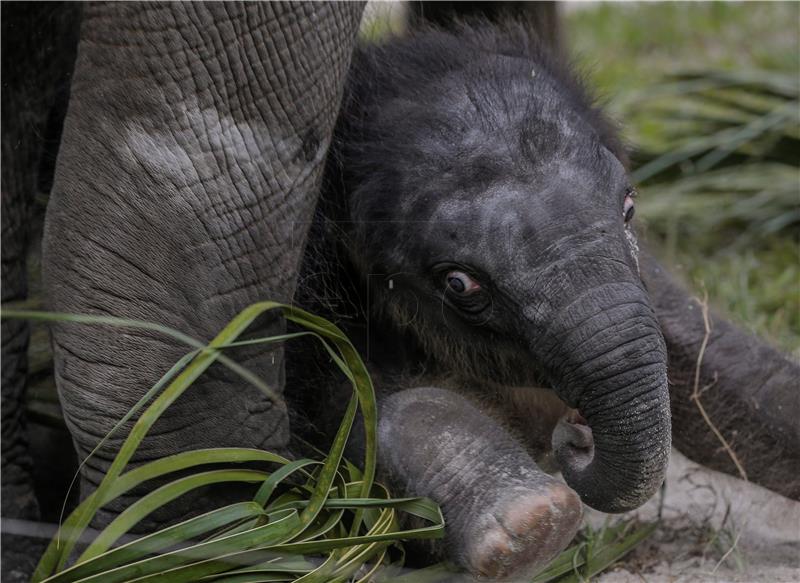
[641, 251, 800, 500]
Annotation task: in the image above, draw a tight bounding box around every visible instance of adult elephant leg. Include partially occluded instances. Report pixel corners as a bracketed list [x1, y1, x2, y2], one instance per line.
[379, 387, 583, 580]
[42, 2, 364, 522]
[641, 252, 800, 500]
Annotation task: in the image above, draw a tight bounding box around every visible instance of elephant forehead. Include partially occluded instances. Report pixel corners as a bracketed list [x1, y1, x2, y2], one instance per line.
[374, 107, 616, 228]
[388, 154, 622, 239]
[428, 65, 598, 157]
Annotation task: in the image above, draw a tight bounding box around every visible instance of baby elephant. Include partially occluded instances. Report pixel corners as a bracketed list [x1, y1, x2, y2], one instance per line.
[292, 23, 671, 580]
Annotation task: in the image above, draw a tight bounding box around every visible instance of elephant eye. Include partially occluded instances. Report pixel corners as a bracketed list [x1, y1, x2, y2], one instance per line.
[623, 189, 636, 223]
[446, 271, 481, 295]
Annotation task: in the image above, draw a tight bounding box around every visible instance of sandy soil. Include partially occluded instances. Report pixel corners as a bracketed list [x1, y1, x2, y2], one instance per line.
[589, 449, 800, 583]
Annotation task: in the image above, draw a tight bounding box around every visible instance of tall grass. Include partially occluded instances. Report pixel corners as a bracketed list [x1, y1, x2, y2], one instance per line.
[630, 69, 799, 248]
[628, 68, 800, 355]
[569, 2, 800, 354]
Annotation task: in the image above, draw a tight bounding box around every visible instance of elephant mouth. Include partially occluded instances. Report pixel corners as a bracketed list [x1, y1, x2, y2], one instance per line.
[498, 387, 602, 489]
[563, 408, 588, 426]
[553, 409, 594, 472]
[497, 385, 590, 455]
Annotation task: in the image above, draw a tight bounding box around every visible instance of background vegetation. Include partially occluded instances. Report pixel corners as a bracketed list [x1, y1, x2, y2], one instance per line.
[567, 1, 799, 355]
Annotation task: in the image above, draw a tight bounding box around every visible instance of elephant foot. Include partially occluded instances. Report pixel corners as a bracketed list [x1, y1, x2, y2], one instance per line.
[466, 483, 582, 581]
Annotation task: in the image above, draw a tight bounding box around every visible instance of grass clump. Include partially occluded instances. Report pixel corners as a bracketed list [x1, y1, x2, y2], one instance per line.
[1, 306, 444, 582]
[532, 520, 657, 583]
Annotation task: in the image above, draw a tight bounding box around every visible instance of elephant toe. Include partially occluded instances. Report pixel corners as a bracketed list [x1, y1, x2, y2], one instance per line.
[466, 483, 582, 580]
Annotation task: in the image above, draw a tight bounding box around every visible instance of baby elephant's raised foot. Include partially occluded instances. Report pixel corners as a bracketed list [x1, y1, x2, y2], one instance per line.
[377, 388, 585, 581]
[466, 483, 582, 581]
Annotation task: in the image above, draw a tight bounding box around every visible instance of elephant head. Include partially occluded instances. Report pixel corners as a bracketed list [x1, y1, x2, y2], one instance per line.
[330, 26, 671, 513]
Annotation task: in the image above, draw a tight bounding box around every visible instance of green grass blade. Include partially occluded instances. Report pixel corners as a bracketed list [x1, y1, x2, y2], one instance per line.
[78, 469, 270, 562]
[11, 304, 433, 582]
[44, 502, 265, 583]
[555, 522, 657, 583]
[21, 302, 337, 575]
[694, 101, 796, 172]
[34, 448, 288, 581]
[253, 459, 321, 508]
[59, 509, 303, 583]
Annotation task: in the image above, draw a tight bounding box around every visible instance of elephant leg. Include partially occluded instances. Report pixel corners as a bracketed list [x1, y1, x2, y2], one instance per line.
[379, 387, 582, 580]
[642, 252, 800, 500]
[42, 1, 364, 523]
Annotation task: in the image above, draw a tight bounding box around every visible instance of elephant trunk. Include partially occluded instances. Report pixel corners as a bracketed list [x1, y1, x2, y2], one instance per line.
[535, 282, 671, 514]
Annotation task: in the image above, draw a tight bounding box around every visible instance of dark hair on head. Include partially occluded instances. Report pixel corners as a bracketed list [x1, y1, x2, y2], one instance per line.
[336, 20, 627, 170]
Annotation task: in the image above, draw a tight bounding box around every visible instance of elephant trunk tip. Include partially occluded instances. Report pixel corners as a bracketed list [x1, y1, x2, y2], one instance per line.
[552, 397, 672, 514]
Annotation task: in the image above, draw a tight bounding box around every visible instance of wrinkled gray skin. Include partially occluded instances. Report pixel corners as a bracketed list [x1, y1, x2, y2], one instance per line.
[41, 0, 364, 522]
[2, 3, 798, 583]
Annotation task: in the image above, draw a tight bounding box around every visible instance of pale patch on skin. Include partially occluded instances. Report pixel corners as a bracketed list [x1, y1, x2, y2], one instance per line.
[124, 98, 319, 195]
[125, 123, 197, 190]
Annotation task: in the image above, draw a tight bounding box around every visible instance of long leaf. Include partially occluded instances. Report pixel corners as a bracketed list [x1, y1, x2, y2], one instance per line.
[44, 502, 266, 583]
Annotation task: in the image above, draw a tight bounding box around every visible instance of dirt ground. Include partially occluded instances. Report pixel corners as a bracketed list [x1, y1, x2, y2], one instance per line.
[589, 449, 800, 583]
